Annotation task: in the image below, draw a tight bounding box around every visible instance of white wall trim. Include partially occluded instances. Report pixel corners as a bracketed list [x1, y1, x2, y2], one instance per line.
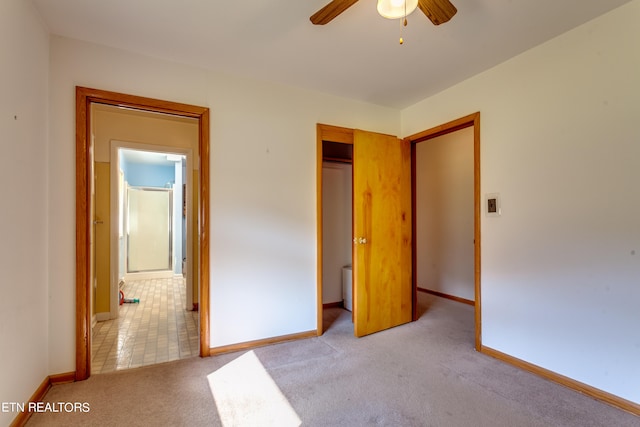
[95, 312, 111, 322]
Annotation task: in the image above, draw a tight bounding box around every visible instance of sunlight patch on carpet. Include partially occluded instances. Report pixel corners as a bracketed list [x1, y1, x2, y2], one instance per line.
[207, 350, 302, 426]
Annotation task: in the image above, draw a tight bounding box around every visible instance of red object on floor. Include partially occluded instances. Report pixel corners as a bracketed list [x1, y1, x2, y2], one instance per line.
[119, 290, 124, 306]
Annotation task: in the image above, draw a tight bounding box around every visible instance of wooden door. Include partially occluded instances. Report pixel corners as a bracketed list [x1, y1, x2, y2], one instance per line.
[353, 129, 412, 337]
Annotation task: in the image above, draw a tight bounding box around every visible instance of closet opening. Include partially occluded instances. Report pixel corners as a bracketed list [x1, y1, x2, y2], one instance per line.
[316, 123, 413, 338]
[321, 141, 354, 332]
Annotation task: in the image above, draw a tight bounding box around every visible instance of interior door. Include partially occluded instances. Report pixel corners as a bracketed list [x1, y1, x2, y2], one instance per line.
[353, 129, 412, 337]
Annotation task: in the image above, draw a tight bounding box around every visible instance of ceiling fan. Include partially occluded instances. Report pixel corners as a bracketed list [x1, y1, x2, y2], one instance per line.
[310, 0, 457, 26]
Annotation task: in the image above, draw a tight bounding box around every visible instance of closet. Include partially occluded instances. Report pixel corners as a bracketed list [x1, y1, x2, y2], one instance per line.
[321, 141, 353, 312]
[317, 125, 412, 338]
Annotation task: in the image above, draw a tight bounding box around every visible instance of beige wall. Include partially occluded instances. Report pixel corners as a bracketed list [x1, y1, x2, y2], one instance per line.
[93, 106, 199, 163]
[92, 105, 199, 315]
[47, 35, 400, 370]
[0, 0, 50, 423]
[415, 127, 474, 301]
[402, 1, 640, 404]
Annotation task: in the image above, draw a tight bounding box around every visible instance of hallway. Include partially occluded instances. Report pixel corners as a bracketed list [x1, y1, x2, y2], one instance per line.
[91, 277, 198, 374]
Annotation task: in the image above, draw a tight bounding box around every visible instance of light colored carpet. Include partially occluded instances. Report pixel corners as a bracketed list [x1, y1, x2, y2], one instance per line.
[27, 293, 638, 426]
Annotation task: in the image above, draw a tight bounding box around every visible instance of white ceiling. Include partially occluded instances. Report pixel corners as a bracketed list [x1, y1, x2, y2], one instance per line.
[32, 0, 631, 109]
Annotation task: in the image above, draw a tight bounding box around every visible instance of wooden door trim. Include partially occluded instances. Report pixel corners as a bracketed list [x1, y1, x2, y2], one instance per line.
[407, 112, 481, 350]
[75, 87, 210, 380]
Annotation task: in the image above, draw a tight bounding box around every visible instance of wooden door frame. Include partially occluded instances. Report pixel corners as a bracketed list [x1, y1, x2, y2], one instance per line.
[407, 112, 481, 350]
[75, 87, 211, 380]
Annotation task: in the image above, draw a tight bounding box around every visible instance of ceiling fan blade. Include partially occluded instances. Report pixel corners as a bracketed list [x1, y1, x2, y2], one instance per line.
[310, 0, 360, 25]
[417, 0, 457, 25]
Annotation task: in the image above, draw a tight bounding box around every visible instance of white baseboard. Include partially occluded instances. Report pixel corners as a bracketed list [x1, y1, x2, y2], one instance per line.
[95, 312, 111, 322]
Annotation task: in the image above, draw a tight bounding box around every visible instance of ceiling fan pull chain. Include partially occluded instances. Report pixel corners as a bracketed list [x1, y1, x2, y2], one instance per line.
[399, 1, 408, 45]
[404, 0, 408, 26]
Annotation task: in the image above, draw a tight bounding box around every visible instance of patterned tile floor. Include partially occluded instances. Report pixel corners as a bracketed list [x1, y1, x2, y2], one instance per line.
[91, 276, 199, 374]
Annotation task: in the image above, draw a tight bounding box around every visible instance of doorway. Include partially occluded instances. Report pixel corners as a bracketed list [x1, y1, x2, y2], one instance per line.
[75, 87, 211, 380]
[92, 138, 197, 373]
[109, 141, 196, 318]
[407, 112, 481, 350]
[414, 127, 474, 304]
[316, 124, 412, 337]
[321, 142, 353, 332]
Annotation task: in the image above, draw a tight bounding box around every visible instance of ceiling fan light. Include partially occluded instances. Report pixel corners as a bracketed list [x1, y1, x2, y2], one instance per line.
[377, 0, 419, 19]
